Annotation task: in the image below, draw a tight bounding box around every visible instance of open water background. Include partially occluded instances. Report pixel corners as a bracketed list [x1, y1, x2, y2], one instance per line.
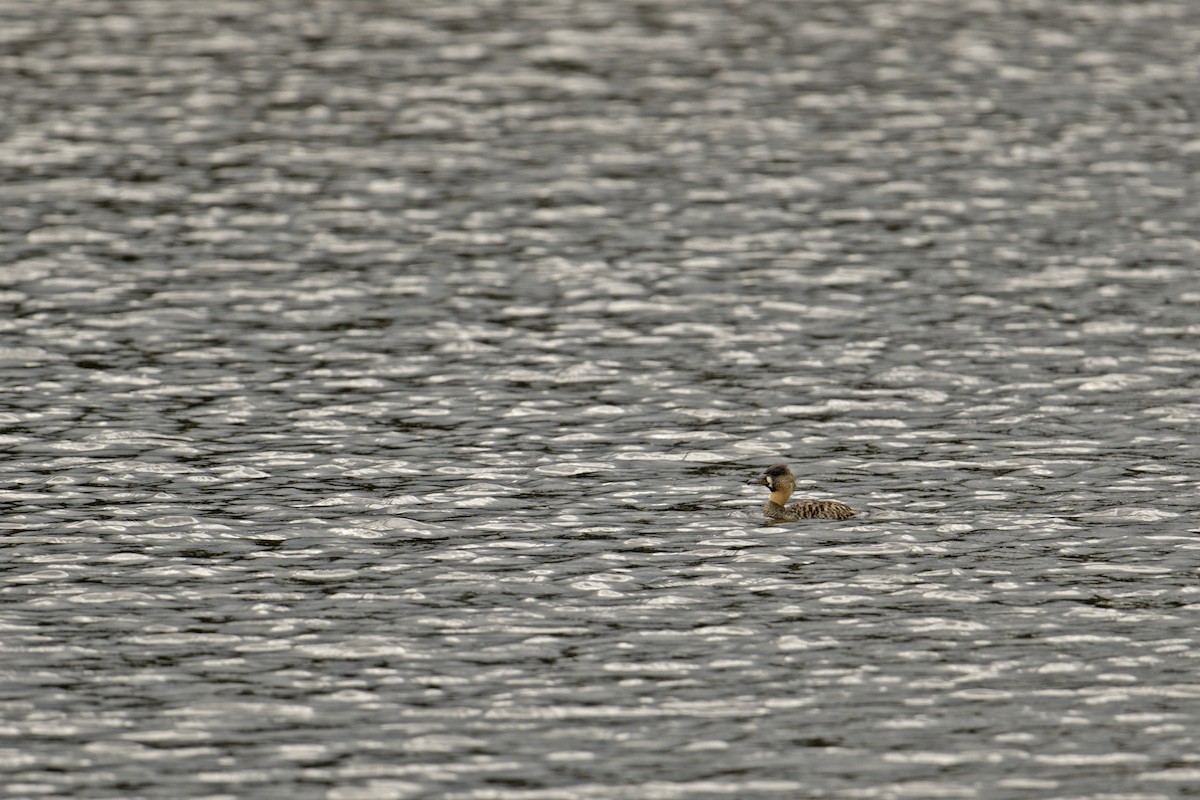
[2, 1, 1200, 798]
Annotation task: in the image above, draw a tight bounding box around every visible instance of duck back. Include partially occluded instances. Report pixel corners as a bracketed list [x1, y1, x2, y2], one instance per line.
[764, 498, 857, 522]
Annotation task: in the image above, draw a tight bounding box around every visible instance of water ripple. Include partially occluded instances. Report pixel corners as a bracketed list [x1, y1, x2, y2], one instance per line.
[3, 0, 1200, 797]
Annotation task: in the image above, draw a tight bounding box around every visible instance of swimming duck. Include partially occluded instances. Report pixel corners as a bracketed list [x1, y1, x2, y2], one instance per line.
[749, 464, 856, 522]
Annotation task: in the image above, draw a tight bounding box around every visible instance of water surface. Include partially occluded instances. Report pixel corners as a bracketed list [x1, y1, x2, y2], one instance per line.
[2, 1, 1200, 798]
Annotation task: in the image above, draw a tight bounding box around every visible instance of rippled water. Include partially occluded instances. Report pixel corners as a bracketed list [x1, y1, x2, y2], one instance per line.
[3, 0, 1200, 797]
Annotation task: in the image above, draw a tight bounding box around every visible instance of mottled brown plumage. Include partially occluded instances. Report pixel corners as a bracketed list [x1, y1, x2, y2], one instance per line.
[749, 464, 857, 522]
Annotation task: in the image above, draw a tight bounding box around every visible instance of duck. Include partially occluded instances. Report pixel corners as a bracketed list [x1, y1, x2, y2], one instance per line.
[749, 464, 856, 522]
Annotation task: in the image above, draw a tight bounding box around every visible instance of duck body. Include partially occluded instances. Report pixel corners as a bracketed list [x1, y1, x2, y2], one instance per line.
[751, 464, 856, 522]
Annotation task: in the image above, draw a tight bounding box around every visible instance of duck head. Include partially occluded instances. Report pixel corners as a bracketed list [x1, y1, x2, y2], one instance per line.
[750, 464, 796, 505]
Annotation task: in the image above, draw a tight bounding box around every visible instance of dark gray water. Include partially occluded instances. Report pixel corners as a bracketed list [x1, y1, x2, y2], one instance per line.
[3, 1, 1200, 797]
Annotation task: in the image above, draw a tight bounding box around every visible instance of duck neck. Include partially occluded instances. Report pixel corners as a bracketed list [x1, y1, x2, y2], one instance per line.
[768, 486, 793, 506]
